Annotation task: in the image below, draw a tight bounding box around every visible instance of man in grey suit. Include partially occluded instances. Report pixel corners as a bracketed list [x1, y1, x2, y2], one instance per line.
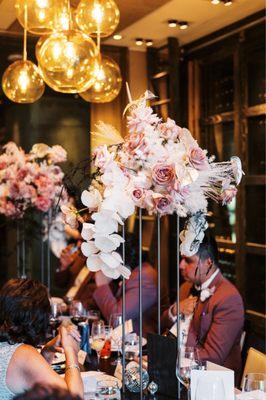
[161, 233, 244, 382]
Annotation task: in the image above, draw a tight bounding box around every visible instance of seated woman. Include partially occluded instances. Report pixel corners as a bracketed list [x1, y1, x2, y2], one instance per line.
[92, 233, 159, 337]
[0, 279, 84, 399]
[14, 384, 81, 400]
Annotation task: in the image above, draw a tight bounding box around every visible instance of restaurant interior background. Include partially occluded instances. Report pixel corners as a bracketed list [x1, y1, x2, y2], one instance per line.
[0, 0, 265, 354]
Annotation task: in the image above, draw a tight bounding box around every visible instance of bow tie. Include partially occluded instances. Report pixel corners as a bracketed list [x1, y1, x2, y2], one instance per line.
[190, 286, 200, 297]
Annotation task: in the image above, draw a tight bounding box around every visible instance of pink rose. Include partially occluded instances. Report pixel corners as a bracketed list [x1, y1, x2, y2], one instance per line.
[221, 186, 237, 205]
[49, 145, 67, 163]
[152, 164, 175, 186]
[131, 188, 146, 207]
[189, 147, 208, 170]
[125, 132, 147, 155]
[159, 118, 182, 141]
[153, 194, 173, 215]
[171, 181, 190, 203]
[34, 196, 52, 212]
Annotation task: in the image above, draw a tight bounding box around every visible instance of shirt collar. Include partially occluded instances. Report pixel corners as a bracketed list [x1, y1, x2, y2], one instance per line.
[195, 268, 220, 291]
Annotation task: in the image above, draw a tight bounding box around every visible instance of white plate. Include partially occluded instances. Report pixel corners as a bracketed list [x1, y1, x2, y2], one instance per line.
[52, 352, 66, 365]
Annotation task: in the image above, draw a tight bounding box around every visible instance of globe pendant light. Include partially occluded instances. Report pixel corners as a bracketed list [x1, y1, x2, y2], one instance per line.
[15, 0, 68, 35]
[76, 0, 120, 38]
[80, 55, 122, 103]
[37, 1, 98, 94]
[37, 30, 97, 93]
[2, 5, 45, 103]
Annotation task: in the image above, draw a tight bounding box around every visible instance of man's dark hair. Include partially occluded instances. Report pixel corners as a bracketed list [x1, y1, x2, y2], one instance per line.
[197, 230, 219, 267]
[0, 278, 51, 346]
[13, 385, 81, 400]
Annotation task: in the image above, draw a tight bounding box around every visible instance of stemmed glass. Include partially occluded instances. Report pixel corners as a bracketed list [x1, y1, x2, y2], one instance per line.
[195, 376, 226, 400]
[242, 373, 266, 393]
[69, 300, 87, 324]
[176, 347, 202, 399]
[109, 313, 123, 366]
[91, 320, 106, 371]
[49, 302, 62, 337]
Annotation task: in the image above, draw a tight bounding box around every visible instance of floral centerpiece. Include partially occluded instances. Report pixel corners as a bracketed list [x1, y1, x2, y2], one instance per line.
[0, 142, 68, 219]
[71, 92, 243, 279]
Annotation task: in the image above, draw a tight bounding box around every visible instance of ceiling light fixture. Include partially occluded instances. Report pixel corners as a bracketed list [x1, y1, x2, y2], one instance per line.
[211, 0, 220, 4]
[168, 19, 178, 28]
[113, 34, 122, 40]
[146, 39, 153, 47]
[135, 38, 144, 46]
[178, 21, 188, 30]
[223, 0, 232, 5]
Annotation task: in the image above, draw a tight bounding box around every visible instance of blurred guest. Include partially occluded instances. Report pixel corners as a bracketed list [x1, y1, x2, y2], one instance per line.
[161, 233, 244, 381]
[13, 384, 81, 400]
[92, 233, 158, 337]
[0, 279, 83, 399]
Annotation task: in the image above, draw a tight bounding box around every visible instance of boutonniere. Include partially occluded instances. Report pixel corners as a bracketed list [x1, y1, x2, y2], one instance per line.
[200, 286, 216, 302]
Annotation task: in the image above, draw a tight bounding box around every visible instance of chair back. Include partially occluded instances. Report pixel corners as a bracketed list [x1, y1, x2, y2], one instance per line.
[241, 347, 266, 388]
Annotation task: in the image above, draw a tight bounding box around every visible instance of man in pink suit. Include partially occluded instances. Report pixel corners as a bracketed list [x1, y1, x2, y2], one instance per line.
[161, 233, 244, 382]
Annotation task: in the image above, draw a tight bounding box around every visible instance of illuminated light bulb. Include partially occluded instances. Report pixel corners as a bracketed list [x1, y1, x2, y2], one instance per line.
[18, 69, 30, 93]
[37, 30, 97, 93]
[211, 0, 220, 4]
[36, 0, 48, 8]
[223, 0, 232, 5]
[76, 0, 120, 38]
[79, 55, 122, 103]
[146, 39, 153, 47]
[92, 3, 104, 24]
[15, 0, 68, 35]
[179, 21, 188, 30]
[2, 60, 45, 103]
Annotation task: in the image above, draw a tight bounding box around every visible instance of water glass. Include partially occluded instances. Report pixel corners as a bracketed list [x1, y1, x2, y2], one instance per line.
[195, 376, 226, 400]
[91, 320, 106, 371]
[95, 379, 121, 399]
[243, 373, 266, 393]
[176, 347, 200, 388]
[109, 313, 123, 366]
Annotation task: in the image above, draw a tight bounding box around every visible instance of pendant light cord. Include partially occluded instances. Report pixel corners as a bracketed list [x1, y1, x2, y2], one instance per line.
[23, 4, 28, 61]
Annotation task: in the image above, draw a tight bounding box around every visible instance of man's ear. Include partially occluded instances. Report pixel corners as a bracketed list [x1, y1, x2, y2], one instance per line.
[206, 257, 213, 275]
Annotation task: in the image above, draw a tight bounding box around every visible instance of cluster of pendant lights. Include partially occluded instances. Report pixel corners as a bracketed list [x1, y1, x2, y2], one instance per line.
[2, 0, 122, 104]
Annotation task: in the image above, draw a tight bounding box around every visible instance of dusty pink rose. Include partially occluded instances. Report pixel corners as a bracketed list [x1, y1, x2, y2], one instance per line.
[131, 188, 146, 207]
[34, 196, 52, 212]
[221, 186, 237, 205]
[152, 164, 175, 186]
[159, 118, 182, 141]
[153, 194, 173, 215]
[189, 147, 208, 170]
[125, 132, 147, 156]
[49, 145, 67, 163]
[171, 181, 190, 203]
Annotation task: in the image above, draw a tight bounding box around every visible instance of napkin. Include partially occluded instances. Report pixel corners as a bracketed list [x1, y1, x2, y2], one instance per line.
[111, 319, 133, 342]
[236, 391, 266, 400]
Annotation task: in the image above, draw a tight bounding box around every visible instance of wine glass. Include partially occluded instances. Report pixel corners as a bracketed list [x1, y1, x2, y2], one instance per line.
[91, 320, 106, 371]
[243, 373, 266, 393]
[87, 309, 100, 330]
[176, 346, 202, 399]
[195, 376, 226, 400]
[70, 300, 87, 324]
[95, 379, 121, 399]
[109, 313, 123, 366]
[49, 302, 62, 337]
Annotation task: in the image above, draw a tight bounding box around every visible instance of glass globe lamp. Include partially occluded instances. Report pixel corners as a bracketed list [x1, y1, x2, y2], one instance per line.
[76, 0, 120, 38]
[2, 60, 45, 103]
[37, 30, 97, 93]
[15, 0, 68, 35]
[80, 55, 122, 103]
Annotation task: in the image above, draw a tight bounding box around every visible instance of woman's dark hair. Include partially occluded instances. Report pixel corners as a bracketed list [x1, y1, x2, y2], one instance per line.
[13, 384, 81, 400]
[0, 279, 51, 346]
[198, 230, 219, 267]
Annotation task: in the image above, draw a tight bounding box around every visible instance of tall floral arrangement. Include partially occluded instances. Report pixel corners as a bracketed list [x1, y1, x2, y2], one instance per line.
[78, 92, 243, 279]
[0, 142, 68, 219]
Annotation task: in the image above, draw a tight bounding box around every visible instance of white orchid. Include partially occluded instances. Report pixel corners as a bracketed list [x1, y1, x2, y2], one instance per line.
[81, 223, 95, 241]
[94, 233, 124, 253]
[81, 241, 98, 257]
[92, 209, 123, 234]
[81, 187, 102, 210]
